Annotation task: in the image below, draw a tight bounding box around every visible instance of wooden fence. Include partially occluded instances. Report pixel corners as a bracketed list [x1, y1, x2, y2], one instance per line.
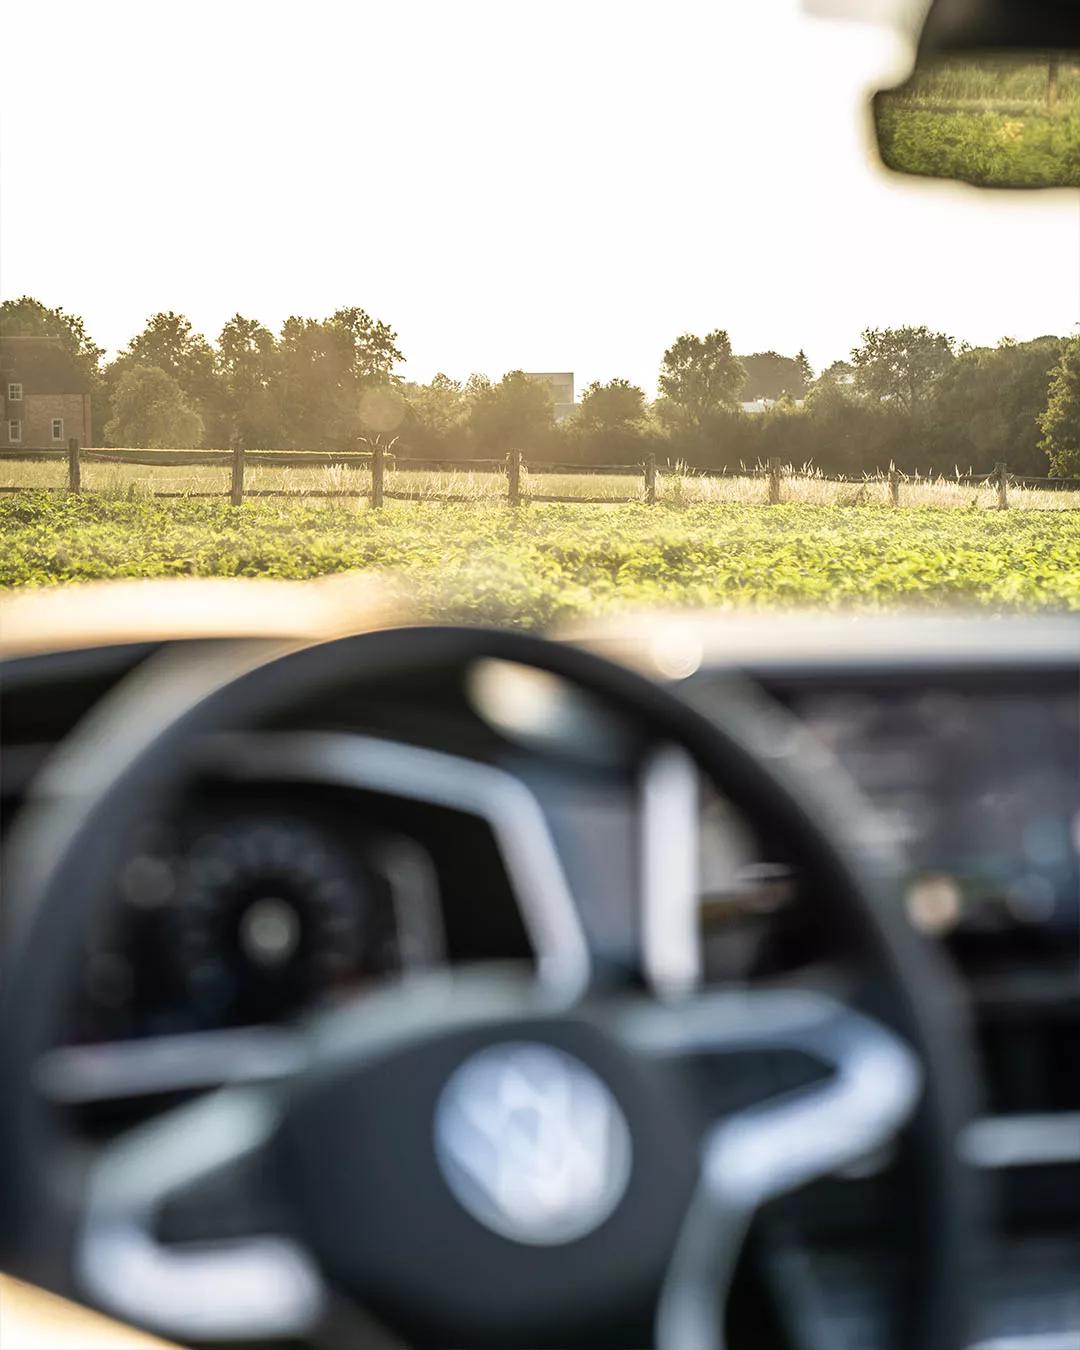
[1, 440, 1078, 509]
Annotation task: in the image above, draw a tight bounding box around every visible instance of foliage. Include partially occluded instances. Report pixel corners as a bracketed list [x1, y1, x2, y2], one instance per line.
[738, 352, 808, 402]
[327, 307, 403, 384]
[3, 494, 1077, 621]
[876, 105, 1080, 190]
[1039, 337, 1080, 478]
[561, 378, 657, 465]
[0, 296, 105, 373]
[657, 331, 745, 433]
[851, 326, 956, 413]
[215, 314, 280, 446]
[578, 378, 647, 430]
[400, 374, 468, 456]
[120, 311, 217, 399]
[272, 311, 404, 451]
[2, 294, 1073, 477]
[465, 370, 554, 455]
[103, 366, 205, 448]
[926, 337, 1062, 474]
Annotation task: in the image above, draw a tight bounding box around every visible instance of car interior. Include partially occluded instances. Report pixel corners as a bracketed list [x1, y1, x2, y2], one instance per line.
[1, 2, 1079, 1349]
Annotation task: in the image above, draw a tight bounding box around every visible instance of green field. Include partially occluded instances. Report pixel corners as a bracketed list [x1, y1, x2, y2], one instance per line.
[3, 492, 1078, 628]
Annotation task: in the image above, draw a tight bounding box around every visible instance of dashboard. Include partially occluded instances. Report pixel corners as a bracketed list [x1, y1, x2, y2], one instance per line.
[2, 614, 1079, 1347]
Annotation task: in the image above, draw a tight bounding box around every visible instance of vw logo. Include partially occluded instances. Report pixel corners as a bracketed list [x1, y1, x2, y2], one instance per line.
[434, 1041, 632, 1245]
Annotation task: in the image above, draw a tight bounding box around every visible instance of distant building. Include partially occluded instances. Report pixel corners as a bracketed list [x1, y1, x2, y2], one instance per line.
[0, 335, 92, 450]
[524, 372, 575, 422]
[740, 397, 805, 414]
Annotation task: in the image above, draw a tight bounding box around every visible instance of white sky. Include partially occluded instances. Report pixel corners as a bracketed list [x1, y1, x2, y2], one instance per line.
[2, 0, 1078, 394]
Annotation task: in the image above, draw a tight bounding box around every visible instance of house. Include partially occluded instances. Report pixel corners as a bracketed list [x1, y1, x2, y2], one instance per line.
[0, 336, 92, 450]
[524, 372, 575, 422]
[740, 397, 806, 414]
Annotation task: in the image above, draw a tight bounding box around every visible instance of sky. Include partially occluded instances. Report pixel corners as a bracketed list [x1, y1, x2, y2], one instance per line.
[2, 0, 1078, 395]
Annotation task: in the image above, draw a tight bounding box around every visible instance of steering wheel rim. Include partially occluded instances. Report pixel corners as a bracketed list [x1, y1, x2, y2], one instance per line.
[0, 625, 977, 1349]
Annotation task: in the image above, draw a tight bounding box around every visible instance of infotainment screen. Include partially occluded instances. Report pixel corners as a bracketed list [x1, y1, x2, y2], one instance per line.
[787, 678, 1080, 942]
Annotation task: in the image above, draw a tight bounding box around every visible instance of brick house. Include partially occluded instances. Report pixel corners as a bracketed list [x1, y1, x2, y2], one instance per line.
[1, 336, 92, 450]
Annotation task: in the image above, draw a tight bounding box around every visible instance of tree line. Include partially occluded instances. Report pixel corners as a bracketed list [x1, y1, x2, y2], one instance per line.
[2, 296, 1078, 477]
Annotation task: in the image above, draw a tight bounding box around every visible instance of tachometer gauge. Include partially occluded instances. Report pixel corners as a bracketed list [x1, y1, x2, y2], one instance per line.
[174, 816, 364, 1024]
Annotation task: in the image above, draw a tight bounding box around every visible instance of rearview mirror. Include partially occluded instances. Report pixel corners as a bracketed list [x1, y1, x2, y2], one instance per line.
[874, 51, 1080, 188]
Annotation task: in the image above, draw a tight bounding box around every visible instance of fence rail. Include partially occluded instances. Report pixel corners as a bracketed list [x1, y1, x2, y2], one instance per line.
[2, 441, 1079, 508]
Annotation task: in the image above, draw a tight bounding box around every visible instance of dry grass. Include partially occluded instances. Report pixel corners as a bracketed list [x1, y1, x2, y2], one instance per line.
[3, 456, 1077, 511]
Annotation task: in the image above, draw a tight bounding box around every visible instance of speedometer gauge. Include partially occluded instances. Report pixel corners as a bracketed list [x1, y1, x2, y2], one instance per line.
[174, 816, 364, 1024]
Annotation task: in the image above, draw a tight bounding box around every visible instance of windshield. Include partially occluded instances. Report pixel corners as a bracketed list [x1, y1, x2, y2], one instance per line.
[1, 0, 1078, 624]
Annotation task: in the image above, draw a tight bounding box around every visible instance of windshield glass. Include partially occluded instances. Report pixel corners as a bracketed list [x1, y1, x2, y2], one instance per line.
[1, 0, 1078, 625]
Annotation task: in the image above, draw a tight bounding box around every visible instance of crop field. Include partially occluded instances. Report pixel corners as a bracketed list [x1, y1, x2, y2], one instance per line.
[4, 456, 1080, 511]
[2, 492, 1078, 628]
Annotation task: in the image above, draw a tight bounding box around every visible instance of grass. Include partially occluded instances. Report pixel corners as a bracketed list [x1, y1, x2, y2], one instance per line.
[3, 492, 1078, 629]
[4, 457, 1078, 511]
[898, 57, 1080, 110]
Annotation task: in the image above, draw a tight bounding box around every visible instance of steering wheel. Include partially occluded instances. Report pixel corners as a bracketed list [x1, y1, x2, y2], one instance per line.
[0, 626, 975, 1349]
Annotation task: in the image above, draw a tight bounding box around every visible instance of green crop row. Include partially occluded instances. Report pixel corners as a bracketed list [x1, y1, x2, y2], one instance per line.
[2, 492, 1078, 629]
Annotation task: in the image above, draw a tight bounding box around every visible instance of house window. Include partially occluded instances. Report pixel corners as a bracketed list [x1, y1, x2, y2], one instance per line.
[7, 382, 22, 402]
[51, 418, 64, 442]
[8, 420, 21, 443]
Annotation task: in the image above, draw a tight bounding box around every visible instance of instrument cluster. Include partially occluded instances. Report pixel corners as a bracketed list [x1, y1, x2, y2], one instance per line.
[70, 791, 426, 1048]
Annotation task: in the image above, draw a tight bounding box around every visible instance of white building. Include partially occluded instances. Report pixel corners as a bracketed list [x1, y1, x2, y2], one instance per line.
[524, 372, 575, 422]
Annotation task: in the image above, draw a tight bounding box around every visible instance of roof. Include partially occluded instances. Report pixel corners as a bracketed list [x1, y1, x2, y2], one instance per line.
[0, 335, 90, 393]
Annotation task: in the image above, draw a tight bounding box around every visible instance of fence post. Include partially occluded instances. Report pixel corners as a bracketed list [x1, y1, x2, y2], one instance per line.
[507, 449, 522, 507]
[995, 460, 1008, 510]
[67, 437, 81, 494]
[644, 453, 657, 505]
[888, 466, 900, 506]
[767, 457, 782, 505]
[371, 443, 385, 508]
[230, 435, 245, 506]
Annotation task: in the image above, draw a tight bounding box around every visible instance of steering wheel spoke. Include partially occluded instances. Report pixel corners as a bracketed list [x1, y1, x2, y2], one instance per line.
[76, 1086, 325, 1344]
[612, 989, 922, 1350]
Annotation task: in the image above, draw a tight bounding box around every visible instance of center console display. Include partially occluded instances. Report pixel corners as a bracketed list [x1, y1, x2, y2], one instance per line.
[787, 678, 1080, 942]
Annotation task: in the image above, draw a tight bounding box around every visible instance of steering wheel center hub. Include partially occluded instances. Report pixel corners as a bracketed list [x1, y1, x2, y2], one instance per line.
[433, 1040, 633, 1246]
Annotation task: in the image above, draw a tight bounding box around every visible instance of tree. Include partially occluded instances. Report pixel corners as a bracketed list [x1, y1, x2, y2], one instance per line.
[851, 325, 956, 413]
[802, 379, 909, 475]
[565, 378, 654, 465]
[215, 314, 280, 446]
[738, 352, 808, 403]
[401, 374, 467, 455]
[1038, 336, 1080, 477]
[657, 330, 745, 433]
[578, 378, 646, 430]
[926, 336, 1062, 474]
[119, 311, 218, 406]
[275, 317, 358, 450]
[817, 359, 856, 387]
[796, 349, 814, 389]
[0, 296, 104, 374]
[327, 307, 403, 384]
[104, 365, 204, 448]
[466, 371, 554, 454]
[273, 309, 404, 450]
